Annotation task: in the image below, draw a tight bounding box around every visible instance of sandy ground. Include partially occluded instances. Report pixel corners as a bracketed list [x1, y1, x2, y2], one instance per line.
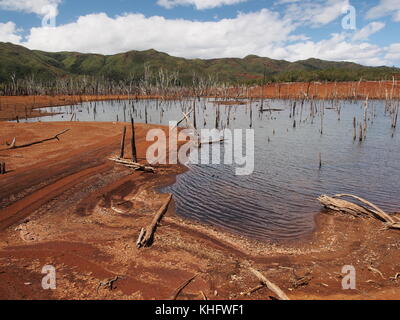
[0, 120, 399, 300]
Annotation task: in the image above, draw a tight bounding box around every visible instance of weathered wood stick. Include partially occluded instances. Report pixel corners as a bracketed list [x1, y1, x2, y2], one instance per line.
[170, 274, 198, 300]
[241, 284, 265, 296]
[334, 194, 396, 224]
[137, 194, 173, 248]
[248, 267, 290, 300]
[130, 117, 137, 163]
[109, 157, 155, 173]
[197, 138, 225, 147]
[119, 126, 127, 159]
[2, 130, 70, 151]
[136, 228, 145, 248]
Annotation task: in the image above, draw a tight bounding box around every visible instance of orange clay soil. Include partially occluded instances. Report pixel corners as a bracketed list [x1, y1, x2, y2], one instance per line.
[227, 80, 400, 100]
[0, 121, 400, 300]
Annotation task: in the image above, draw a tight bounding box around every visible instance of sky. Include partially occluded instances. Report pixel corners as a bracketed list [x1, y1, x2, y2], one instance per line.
[0, 0, 399, 66]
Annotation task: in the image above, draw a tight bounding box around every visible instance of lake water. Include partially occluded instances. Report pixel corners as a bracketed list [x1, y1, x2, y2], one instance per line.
[24, 98, 400, 241]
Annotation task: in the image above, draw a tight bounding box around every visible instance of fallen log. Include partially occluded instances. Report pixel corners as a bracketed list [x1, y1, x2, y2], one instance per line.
[137, 194, 173, 248]
[318, 194, 400, 230]
[248, 267, 290, 300]
[1, 129, 70, 151]
[109, 157, 155, 173]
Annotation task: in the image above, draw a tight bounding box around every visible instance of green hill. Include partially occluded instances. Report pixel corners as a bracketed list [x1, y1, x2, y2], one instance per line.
[0, 42, 398, 85]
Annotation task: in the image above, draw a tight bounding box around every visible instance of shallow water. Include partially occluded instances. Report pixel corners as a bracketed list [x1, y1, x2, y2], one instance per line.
[26, 98, 400, 241]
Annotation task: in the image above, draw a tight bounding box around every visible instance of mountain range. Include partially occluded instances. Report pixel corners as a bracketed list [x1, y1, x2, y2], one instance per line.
[0, 42, 398, 84]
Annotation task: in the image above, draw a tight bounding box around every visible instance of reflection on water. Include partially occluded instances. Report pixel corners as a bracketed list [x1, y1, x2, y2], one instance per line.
[25, 98, 400, 241]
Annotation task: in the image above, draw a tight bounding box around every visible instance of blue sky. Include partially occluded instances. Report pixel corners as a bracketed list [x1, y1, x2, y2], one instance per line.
[0, 0, 399, 66]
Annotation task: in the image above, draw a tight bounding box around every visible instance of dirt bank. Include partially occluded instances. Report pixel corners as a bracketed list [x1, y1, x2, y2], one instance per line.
[228, 80, 400, 100]
[0, 122, 399, 300]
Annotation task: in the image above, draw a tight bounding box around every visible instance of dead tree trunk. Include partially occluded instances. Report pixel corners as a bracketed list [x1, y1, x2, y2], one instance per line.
[130, 117, 138, 163]
[119, 126, 127, 159]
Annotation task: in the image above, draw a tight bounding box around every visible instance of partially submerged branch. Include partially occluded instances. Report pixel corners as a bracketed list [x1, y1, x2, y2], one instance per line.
[318, 194, 400, 230]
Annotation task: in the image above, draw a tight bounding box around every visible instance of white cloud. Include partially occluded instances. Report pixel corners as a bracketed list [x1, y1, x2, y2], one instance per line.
[157, 0, 247, 10]
[274, 33, 387, 66]
[385, 43, 400, 65]
[1, 2, 398, 67]
[22, 10, 296, 58]
[0, 22, 22, 43]
[352, 21, 385, 41]
[0, 0, 61, 17]
[277, 0, 350, 27]
[366, 0, 400, 22]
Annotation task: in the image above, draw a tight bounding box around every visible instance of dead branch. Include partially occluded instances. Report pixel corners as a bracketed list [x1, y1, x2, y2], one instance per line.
[197, 138, 225, 147]
[318, 194, 400, 230]
[240, 284, 265, 296]
[137, 194, 173, 248]
[170, 274, 198, 300]
[368, 266, 385, 280]
[109, 157, 155, 173]
[2, 130, 70, 151]
[260, 108, 285, 112]
[200, 290, 208, 300]
[96, 276, 125, 294]
[248, 267, 290, 300]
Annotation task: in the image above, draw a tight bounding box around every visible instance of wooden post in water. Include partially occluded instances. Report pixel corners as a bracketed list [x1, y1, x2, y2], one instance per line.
[130, 117, 138, 163]
[119, 126, 127, 159]
[353, 117, 357, 141]
[319, 153, 322, 170]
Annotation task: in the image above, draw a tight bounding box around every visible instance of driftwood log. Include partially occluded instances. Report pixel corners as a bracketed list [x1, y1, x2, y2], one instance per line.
[1, 129, 70, 151]
[109, 157, 155, 173]
[137, 194, 173, 248]
[248, 267, 290, 300]
[318, 194, 400, 230]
